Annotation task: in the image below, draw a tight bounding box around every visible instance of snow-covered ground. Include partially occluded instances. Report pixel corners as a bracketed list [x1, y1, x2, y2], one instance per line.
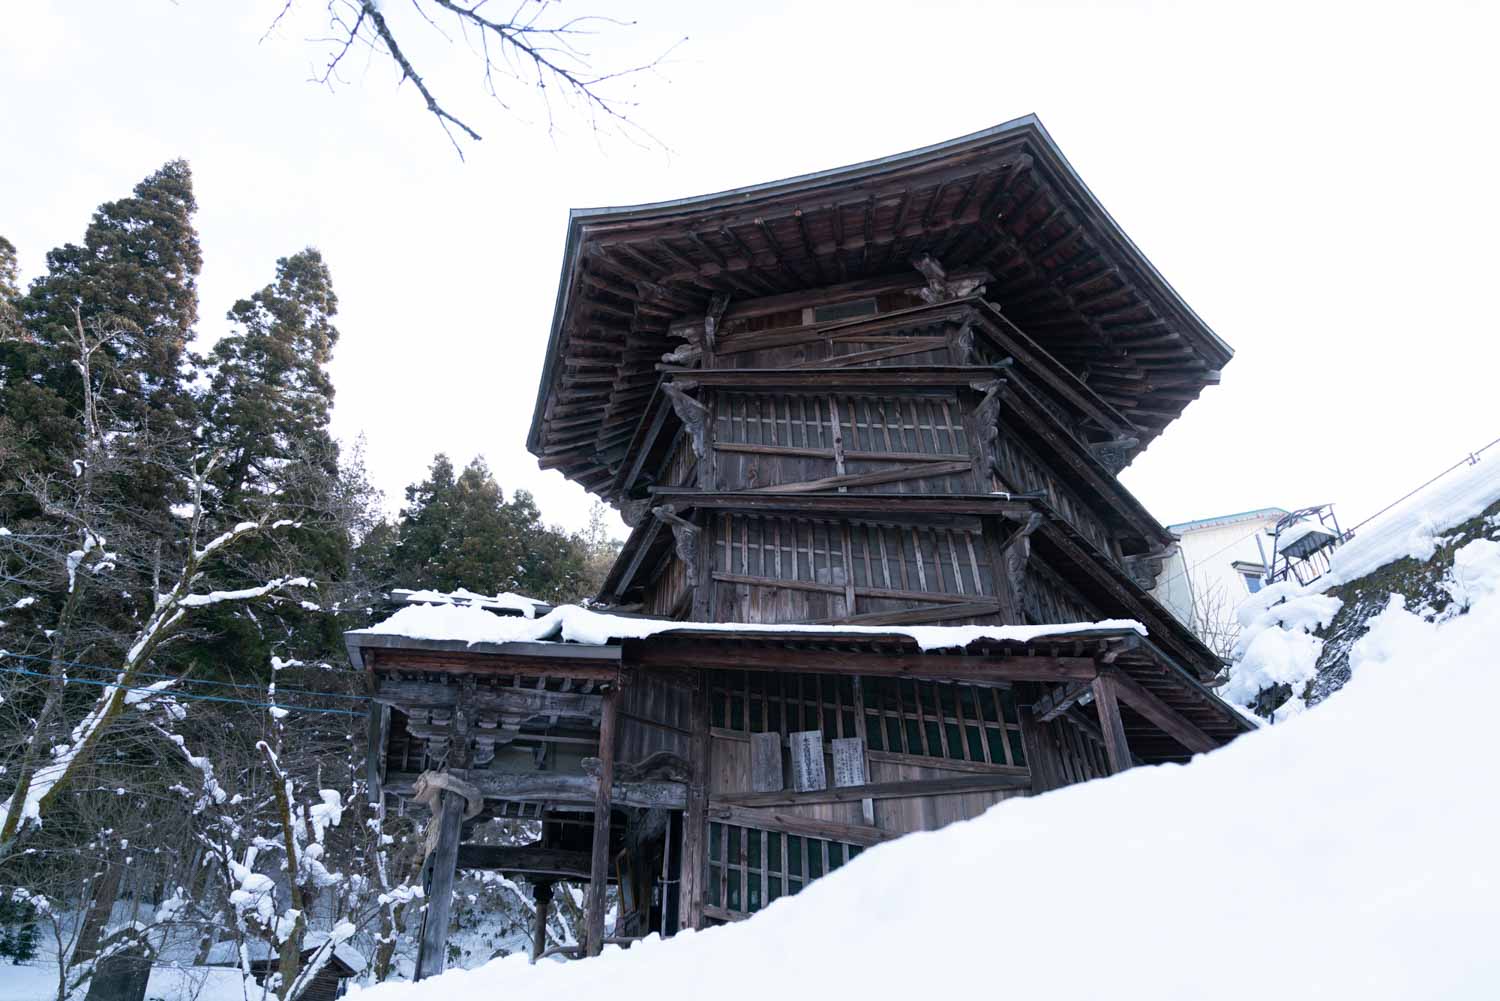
[342, 507, 1500, 998]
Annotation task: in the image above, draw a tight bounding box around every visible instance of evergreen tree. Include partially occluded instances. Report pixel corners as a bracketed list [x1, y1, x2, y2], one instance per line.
[370, 455, 593, 603]
[0, 161, 202, 513]
[202, 249, 340, 510]
[179, 250, 353, 679]
[0, 894, 39, 964]
[0, 236, 19, 338]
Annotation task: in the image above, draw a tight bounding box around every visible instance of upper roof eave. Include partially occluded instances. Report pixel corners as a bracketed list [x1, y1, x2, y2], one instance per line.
[527, 114, 1234, 456]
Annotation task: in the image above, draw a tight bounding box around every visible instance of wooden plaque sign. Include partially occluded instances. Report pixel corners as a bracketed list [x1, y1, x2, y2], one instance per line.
[789, 730, 827, 792]
[831, 737, 867, 788]
[750, 732, 784, 792]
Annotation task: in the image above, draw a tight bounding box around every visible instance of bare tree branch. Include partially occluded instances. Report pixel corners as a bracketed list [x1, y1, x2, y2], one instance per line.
[289, 0, 681, 159]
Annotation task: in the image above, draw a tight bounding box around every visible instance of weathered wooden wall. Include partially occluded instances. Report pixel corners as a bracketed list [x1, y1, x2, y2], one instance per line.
[707, 512, 1008, 626]
[617, 671, 692, 763]
[709, 389, 977, 495]
[703, 670, 1030, 838]
[694, 666, 1036, 921]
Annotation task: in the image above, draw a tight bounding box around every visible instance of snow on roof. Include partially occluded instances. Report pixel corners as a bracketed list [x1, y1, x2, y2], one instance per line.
[1165, 507, 1288, 534]
[1321, 455, 1500, 589]
[200, 932, 365, 974]
[347, 541, 1500, 999]
[1274, 520, 1337, 552]
[350, 601, 1146, 653]
[390, 588, 547, 618]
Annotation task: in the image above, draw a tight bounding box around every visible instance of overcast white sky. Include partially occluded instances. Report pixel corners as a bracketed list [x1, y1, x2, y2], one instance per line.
[3, 1, 1497, 542]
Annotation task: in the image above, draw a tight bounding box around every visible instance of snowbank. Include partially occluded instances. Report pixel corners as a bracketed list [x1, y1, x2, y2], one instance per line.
[1323, 455, 1500, 586]
[1222, 454, 1500, 717]
[351, 602, 1146, 653]
[348, 553, 1500, 999]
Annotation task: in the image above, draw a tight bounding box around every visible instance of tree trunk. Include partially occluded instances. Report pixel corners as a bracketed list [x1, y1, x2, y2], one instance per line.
[72, 861, 124, 967]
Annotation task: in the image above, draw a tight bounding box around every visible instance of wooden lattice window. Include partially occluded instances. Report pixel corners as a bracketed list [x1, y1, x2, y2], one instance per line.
[708, 671, 1025, 767]
[715, 515, 994, 598]
[716, 515, 848, 587]
[847, 521, 994, 597]
[706, 821, 864, 919]
[710, 671, 861, 740]
[860, 677, 1026, 767]
[713, 392, 968, 459]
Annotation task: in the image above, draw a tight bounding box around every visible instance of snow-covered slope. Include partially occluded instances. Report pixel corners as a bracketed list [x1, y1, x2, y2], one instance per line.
[1227, 456, 1500, 718]
[350, 535, 1500, 998]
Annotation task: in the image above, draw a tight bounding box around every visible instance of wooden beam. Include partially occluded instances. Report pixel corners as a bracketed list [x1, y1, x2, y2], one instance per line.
[1031, 680, 1091, 723]
[713, 441, 971, 465]
[386, 771, 686, 810]
[745, 460, 974, 494]
[632, 642, 1098, 684]
[584, 685, 620, 957]
[1104, 667, 1219, 754]
[706, 805, 895, 847]
[456, 845, 593, 880]
[646, 488, 1044, 520]
[810, 599, 1003, 627]
[710, 771, 1030, 809]
[363, 647, 620, 683]
[658, 365, 1005, 390]
[1091, 674, 1133, 775]
[374, 678, 604, 721]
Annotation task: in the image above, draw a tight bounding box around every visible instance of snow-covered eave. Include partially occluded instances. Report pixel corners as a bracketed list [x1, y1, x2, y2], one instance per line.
[344, 603, 1151, 672]
[343, 632, 623, 672]
[347, 604, 1253, 751]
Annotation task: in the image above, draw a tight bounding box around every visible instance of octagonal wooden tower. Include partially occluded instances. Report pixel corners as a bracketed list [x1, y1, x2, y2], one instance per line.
[352, 117, 1251, 974]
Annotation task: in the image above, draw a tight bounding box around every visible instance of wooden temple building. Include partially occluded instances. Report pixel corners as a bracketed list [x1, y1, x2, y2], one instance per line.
[346, 115, 1253, 978]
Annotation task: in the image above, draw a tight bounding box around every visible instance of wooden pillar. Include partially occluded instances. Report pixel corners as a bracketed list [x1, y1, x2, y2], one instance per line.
[414, 791, 464, 980]
[530, 881, 553, 963]
[677, 669, 710, 932]
[365, 704, 389, 807]
[584, 682, 621, 956]
[1091, 675, 1133, 775]
[414, 685, 472, 981]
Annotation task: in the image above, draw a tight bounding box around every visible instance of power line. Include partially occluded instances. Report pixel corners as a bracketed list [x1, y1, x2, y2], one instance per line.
[0, 664, 366, 717]
[1156, 431, 1500, 596]
[1345, 434, 1500, 536]
[0, 650, 373, 704]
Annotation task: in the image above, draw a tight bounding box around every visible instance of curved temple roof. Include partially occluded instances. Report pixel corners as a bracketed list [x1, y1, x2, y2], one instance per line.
[530, 114, 1233, 496]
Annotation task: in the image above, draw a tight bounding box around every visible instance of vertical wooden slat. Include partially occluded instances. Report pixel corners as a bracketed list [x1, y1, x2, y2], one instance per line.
[992, 688, 1015, 766]
[910, 528, 928, 591]
[840, 525, 857, 618]
[849, 675, 877, 824]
